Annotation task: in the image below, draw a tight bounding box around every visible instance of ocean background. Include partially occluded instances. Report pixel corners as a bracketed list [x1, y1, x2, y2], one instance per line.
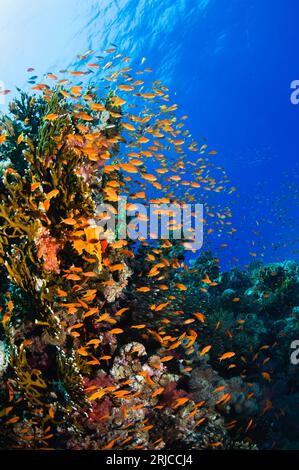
[1, 0, 298, 268]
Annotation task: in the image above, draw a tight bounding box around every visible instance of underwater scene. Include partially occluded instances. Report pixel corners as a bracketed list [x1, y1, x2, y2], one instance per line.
[0, 0, 299, 456]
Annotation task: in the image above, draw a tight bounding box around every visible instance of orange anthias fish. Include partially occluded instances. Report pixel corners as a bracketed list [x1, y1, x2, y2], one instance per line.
[199, 345, 212, 357]
[173, 397, 189, 408]
[218, 352, 236, 362]
[194, 312, 206, 323]
[261, 371, 272, 382]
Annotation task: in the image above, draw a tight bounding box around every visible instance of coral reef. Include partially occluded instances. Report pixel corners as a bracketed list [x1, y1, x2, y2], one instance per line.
[0, 55, 298, 451]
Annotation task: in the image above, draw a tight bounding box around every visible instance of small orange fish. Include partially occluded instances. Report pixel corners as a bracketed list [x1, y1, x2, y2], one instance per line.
[174, 283, 188, 291]
[139, 370, 155, 385]
[210, 442, 223, 448]
[77, 347, 89, 356]
[160, 355, 174, 362]
[155, 302, 169, 311]
[17, 133, 24, 145]
[109, 328, 124, 335]
[194, 417, 206, 428]
[194, 312, 206, 323]
[0, 407, 13, 418]
[199, 345, 212, 357]
[216, 393, 231, 405]
[245, 418, 254, 432]
[88, 390, 106, 401]
[83, 308, 99, 318]
[152, 387, 165, 397]
[114, 307, 129, 317]
[138, 424, 154, 432]
[65, 273, 81, 281]
[5, 416, 20, 425]
[261, 371, 271, 382]
[44, 113, 58, 121]
[102, 438, 118, 450]
[173, 397, 189, 408]
[119, 162, 138, 173]
[62, 217, 77, 226]
[110, 263, 124, 272]
[213, 386, 225, 393]
[136, 286, 151, 292]
[117, 84, 134, 91]
[122, 123, 136, 131]
[218, 352, 235, 362]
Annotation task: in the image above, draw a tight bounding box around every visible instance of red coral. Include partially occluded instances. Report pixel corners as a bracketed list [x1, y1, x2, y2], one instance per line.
[84, 373, 116, 424]
[35, 229, 61, 273]
[87, 397, 113, 423]
[84, 372, 115, 389]
[160, 382, 192, 407]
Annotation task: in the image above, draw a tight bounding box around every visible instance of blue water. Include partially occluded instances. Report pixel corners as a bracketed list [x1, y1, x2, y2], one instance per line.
[2, 0, 299, 268]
